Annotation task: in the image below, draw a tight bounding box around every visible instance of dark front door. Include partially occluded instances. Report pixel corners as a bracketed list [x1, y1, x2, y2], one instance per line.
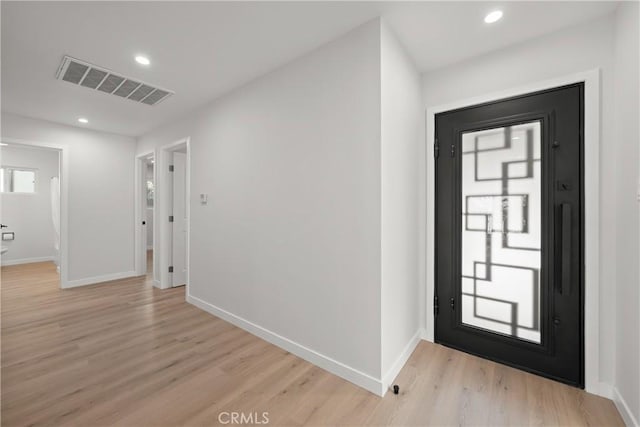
[434, 84, 584, 387]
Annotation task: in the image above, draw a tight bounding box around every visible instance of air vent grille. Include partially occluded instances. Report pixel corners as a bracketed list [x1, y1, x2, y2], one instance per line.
[80, 68, 108, 89]
[56, 56, 173, 106]
[62, 61, 88, 84]
[113, 79, 141, 98]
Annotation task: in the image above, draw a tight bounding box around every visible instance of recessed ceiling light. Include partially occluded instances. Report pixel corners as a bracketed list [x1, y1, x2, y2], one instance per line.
[135, 55, 150, 66]
[78, 117, 89, 124]
[0, 143, 7, 146]
[484, 10, 503, 24]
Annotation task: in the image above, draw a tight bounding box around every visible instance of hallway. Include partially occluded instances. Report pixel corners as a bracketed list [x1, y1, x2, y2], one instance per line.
[1, 262, 624, 426]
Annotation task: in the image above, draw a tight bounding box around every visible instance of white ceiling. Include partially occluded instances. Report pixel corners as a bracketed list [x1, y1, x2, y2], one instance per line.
[1, 1, 617, 137]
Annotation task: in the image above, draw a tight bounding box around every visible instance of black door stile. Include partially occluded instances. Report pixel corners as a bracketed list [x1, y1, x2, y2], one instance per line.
[434, 84, 584, 387]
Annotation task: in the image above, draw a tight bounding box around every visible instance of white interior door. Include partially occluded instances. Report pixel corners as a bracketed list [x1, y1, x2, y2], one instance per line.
[171, 152, 187, 287]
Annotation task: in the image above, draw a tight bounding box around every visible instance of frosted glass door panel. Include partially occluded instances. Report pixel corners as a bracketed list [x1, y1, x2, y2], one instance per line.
[461, 121, 541, 344]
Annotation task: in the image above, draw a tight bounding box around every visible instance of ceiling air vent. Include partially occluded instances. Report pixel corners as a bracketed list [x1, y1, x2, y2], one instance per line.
[55, 55, 173, 106]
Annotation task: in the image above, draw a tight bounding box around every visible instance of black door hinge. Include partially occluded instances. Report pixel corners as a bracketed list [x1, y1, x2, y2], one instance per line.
[434, 138, 439, 159]
[450, 297, 455, 310]
[169, 215, 174, 222]
[434, 295, 439, 315]
[169, 165, 175, 172]
[168, 266, 174, 273]
[450, 144, 456, 157]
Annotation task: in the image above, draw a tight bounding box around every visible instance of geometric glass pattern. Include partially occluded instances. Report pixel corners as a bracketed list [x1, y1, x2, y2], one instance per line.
[461, 121, 542, 343]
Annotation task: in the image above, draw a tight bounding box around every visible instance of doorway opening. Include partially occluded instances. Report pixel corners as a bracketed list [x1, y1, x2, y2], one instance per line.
[136, 152, 157, 285]
[144, 155, 155, 278]
[0, 142, 62, 288]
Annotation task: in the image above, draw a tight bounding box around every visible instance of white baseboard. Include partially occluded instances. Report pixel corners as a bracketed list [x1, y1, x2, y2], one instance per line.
[614, 387, 639, 427]
[587, 381, 614, 399]
[63, 270, 137, 289]
[186, 293, 385, 396]
[381, 329, 422, 395]
[1, 256, 54, 266]
[153, 279, 161, 288]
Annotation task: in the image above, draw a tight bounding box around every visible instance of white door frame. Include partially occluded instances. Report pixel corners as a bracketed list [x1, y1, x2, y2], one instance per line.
[156, 137, 190, 291]
[424, 69, 602, 395]
[134, 151, 156, 283]
[0, 137, 69, 288]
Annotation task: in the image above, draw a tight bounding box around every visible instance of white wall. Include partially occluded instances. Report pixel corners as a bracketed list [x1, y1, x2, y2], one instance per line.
[138, 20, 384, 387]
[0, 145, 59, 265]
[380, 22, 422, 382]
[613, 2, 640, 424]
[422, 14, 618, 390]
[1, 113, 137, 287]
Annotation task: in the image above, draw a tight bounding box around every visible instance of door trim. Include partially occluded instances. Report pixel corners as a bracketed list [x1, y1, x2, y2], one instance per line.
[424, 69, 602, 395]
[1, 137, 68, 288]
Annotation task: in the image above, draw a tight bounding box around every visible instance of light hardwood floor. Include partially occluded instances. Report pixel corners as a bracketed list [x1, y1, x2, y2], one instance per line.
[1, 262, 623, 426]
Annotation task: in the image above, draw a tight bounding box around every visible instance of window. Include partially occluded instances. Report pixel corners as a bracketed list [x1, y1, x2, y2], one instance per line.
[0, 167, 37, 193]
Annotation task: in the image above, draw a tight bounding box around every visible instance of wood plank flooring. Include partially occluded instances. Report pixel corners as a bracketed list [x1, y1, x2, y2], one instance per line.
[1, 262, 624, 426]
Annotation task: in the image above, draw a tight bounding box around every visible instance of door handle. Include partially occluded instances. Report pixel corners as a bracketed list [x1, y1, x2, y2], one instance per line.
[560, 203, 571, 295]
